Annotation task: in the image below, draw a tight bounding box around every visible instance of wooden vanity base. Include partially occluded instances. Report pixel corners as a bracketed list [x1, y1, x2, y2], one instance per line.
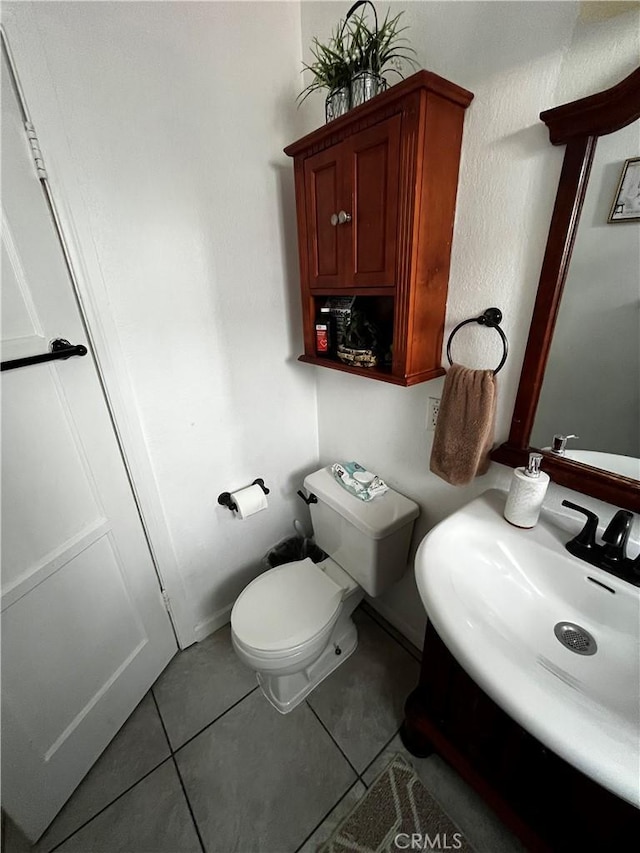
[403, 621, 640, 851]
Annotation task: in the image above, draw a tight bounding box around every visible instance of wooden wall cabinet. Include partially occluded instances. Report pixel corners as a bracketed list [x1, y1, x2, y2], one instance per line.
[285, 71, 473, 386]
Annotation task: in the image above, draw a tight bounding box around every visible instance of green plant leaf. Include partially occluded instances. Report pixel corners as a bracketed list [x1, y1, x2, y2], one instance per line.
[297, 5, 417, 104]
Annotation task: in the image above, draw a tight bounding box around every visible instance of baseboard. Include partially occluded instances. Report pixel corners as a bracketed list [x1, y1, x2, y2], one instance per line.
[193, 603, 233, 642]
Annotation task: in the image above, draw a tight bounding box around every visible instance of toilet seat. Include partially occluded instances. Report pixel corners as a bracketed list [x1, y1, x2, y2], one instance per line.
[231, 558, 343, 653]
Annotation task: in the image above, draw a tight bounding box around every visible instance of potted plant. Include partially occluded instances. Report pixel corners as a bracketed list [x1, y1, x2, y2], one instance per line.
[298, 2, 417, 122]
[298, 22, 353, 122]
[348, 3, 417, 107]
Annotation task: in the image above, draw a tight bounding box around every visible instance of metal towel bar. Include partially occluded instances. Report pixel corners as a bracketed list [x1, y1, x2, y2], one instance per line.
[1, 338, 88, 372]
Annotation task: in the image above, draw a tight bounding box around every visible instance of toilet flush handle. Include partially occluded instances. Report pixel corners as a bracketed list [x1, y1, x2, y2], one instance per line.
[297, 490, 318, 506]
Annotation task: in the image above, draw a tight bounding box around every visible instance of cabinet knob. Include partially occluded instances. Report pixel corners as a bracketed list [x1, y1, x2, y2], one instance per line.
[330, 211, 352, 226]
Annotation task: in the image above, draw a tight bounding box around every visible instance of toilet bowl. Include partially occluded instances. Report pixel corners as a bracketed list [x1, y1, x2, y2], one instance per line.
[231, 557, 363, 712]
[230, 466, 419, 713]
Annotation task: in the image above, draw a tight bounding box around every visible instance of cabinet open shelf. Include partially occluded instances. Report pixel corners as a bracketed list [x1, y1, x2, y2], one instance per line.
[300, 292, 445, 386]
[298, 354, 444, 386]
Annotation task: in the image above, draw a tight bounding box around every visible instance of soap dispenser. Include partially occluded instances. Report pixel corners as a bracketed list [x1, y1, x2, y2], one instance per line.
[503, 453, 550, 528]
[544, 434, 578, 456]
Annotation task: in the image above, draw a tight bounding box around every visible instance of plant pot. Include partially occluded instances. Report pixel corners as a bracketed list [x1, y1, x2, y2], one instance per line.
[350, 71, 387, 108]
[325, 87, 350, 123]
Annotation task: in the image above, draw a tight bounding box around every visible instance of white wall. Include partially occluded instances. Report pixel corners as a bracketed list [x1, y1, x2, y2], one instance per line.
[299, 1, 640, 647]
[4, 1, 638, 651]
[3, 1, 318, 642]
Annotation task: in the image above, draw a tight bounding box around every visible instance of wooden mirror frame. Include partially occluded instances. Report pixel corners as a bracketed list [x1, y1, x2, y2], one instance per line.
[492, 67, 640, 512]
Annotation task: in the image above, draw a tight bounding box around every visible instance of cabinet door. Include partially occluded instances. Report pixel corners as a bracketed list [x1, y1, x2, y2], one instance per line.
[304, 146, 346, 290]
[348, 115, 401, 288]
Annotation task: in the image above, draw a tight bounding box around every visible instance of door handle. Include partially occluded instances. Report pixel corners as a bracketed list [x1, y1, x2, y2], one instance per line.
[1, 338, 88, 372]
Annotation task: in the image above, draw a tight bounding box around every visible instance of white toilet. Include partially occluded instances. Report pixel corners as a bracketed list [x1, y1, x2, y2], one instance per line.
[231, 466, 419, 713]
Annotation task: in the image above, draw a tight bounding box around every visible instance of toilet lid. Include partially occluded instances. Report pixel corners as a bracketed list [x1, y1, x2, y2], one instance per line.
[231, 558, 343, 652]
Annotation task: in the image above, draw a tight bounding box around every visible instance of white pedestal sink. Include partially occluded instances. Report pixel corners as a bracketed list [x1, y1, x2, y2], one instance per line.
[415, 489, 640, 808]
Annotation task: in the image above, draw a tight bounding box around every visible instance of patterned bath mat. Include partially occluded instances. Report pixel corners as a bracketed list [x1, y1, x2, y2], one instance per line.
[319, 754, 474, 852]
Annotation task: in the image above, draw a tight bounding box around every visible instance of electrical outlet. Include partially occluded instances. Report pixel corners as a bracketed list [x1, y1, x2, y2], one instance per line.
[427, 397, 440, 431]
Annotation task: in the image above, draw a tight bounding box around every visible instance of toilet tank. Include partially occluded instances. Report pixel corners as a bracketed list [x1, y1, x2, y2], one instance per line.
[303, 467, 420, 597]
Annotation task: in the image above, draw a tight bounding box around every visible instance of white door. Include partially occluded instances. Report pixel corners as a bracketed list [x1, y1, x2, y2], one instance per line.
[1, 45, 177, 841]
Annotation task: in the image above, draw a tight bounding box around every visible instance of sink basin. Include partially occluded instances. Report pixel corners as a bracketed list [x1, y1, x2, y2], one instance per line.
[415, 489, 640, 808]
[563, 449, 640, 480]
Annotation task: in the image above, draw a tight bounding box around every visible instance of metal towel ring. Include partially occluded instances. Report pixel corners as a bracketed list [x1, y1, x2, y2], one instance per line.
[446, 308, 508, 375]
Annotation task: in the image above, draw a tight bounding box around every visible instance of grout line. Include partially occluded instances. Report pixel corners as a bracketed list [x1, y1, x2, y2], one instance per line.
[359, 603, 422, 663]
[172, 685, 260, 755]
[292, 777, 363, 853]
[150, 686, 173, 754]
[292, 719, 421, 853]
[46, 683, 258, 853]
[358, 725, 404, 786]
[47, 680, 236, 853]
[305, 700, 363, 782]
[111, 690, 204, 852]
[46, 755, 174, 853]
[170, 754, 207, 853]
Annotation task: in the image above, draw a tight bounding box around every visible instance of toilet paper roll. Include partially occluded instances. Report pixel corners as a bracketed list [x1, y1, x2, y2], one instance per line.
[231, 484, 268, 519]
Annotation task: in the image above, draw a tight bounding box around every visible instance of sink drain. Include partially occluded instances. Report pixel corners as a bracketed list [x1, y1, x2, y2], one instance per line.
[554, 622, 597, 656]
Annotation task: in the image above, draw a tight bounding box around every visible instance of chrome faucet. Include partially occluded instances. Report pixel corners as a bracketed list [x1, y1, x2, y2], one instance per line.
[562, 500, 639, 586]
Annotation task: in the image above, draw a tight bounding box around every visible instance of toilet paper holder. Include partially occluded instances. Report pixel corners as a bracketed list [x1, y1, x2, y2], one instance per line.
[218, 479, 270, 512]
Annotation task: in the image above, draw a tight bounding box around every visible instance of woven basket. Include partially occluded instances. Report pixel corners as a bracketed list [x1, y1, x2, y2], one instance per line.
[337, 345, 378, 368]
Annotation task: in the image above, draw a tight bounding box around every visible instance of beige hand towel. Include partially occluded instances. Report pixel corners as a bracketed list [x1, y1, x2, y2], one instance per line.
[430, 363, 497, 486]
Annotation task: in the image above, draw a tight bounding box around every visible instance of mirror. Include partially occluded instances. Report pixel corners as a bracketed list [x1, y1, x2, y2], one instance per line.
[531, 125, 640, 478]
[493, 66, 640, 512]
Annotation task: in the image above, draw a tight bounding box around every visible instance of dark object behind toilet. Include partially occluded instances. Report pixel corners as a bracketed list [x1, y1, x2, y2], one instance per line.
[263, 536, 327, 569]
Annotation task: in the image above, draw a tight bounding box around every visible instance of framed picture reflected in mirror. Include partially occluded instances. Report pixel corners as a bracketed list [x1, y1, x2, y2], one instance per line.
[608, 156, 640, 222]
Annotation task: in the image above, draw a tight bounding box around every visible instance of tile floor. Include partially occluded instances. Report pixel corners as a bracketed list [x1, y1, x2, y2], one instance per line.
[19, 606, 524, 853]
